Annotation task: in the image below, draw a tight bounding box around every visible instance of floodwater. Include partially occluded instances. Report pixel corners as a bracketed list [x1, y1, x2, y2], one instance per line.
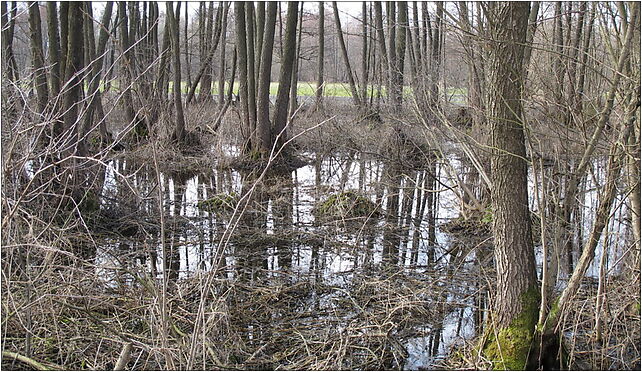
[91, 145, 628, 369]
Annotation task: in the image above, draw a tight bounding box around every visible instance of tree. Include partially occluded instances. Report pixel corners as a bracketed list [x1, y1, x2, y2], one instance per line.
[166, 1, 186, 143]
[45, 2, 60, 95]
[61, 1, 85, 155]
[118, 1, 137, 129]
[391, 1, 407, 111]
[481, 2, 538, 369]
[217, 2, 230, 107]
[256, 2, 278, 155]
[272, 1, 299, 151]
[1, 1, 19, 83]
[332, 2, 362, 108]
[235, 2, 251, 150]
[316, 2, 325, 109]
[83, 1, 114, 143]
[28, 1, 49, 116]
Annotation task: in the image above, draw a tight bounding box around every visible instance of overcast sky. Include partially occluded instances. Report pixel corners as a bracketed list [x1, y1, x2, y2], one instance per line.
[89, 1, 365, 26]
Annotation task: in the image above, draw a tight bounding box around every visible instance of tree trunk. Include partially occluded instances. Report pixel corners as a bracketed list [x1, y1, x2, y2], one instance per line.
[272, 2, 299, 152]
[1, 2, 19, 82]
[255, 1, 265, 86]
[392, 1, 408, 111]
[184, 3, 191, 89]
[84, 1, 114, 143]
[59, 2, 69, 81]
[118, 2, 137, 127]
[28, 2, 49, 116]
[187, 3, 223, 104]
[199, 2, 215, 101]
[167, 1, 186, 143]
[245, 2, 257, 134]
[361, 2, 368, 106]
[316, 2, 325, 109]
[235, 2, 251, 150]
[62, 2, 85, 155]
[45, 2, 61, 96]
[288, 2, 304, 119]
[481, 3, 538, 370]
[256, 2, 277, 155]
[332, 1, 362, 108]
[218, 2, 229, 106]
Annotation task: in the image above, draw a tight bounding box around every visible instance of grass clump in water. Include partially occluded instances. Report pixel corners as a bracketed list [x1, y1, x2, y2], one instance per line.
[197, 192, 239, 213]
[314, 191, 380, 220]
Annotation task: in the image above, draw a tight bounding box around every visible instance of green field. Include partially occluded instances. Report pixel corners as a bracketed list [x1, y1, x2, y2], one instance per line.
[102, 80, 466, 102]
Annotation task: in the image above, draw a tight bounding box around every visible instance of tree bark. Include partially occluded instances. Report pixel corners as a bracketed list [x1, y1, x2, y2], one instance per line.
[482, 3, 538, 370]
[28, 2, 49, 116]
[272, 1, 299, 151]
[256, 2, 277, 155]
[218, 2, 229, 106]
[84, 1, 114, 143]
[288, 2, 304, 119]
[167, 1, 186, 143]
[246, 2, 257, 134]
[62, 2, 85, 155]
[316, 2, 325, 109]
[392, 1, 408, 111]
[199, 2, 215, 101]
[235, 2, 251, 149]
[118, 2, 137, 127]
[1, 2, 19, 82]
[332, 1, 362, 108]
[45, 2, 61, 96]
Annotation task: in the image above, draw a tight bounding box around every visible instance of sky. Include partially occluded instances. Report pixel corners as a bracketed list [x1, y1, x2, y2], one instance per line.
[89, 1, 365, 26]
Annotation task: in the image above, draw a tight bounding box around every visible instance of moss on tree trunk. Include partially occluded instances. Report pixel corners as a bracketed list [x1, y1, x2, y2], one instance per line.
[482, 286, 539, 369]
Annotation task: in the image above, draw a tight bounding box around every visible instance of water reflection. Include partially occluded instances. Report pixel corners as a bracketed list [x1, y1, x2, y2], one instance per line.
[90, 148, 630, 369]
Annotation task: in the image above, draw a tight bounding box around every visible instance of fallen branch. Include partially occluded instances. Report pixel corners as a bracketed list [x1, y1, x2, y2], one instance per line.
[2, 350, 57, 371]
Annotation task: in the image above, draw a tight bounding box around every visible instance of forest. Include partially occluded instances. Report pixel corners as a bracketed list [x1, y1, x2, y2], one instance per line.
[0, 1, 640, 370]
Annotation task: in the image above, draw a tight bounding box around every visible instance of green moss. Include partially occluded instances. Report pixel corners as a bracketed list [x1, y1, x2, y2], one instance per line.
[197, 192, 239, 213]
[314, 191, 380, 220]
[483, 286, 540, 370]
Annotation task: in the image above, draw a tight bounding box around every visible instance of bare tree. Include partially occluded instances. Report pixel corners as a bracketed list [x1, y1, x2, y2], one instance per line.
[316, 2, 325, 109]
[28, 1, 49, 116]
[166, 1, 186, 143]
[272, 1, 299, 151]
[481, 2, 537, 369]
[332, 1, 362, 108]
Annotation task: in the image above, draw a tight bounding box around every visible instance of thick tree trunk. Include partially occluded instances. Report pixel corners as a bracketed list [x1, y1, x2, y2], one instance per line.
[59, 2, 69, 81]
[45, 2, 61, 96]
[272, 1, 299, 151]
[167, 1, 186, 143]
[235, 2, 251, 150]
[256, 2, 277, 155]
[482, 3, 538, 370]
[62, 2, 85, 155]
[118, 2, 137, 127]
